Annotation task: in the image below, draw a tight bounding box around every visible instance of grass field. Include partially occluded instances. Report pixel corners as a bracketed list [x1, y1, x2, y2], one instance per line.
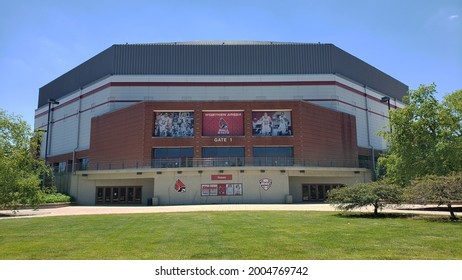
[0, 211, 461, 260]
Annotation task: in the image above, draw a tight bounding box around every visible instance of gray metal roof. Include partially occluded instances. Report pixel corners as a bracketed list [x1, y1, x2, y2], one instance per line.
[38, 42, 408, 107]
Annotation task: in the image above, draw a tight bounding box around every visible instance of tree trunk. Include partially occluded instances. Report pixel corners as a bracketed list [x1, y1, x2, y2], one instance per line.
[373, 202, 379, 217]
[447, 203, 458, 221]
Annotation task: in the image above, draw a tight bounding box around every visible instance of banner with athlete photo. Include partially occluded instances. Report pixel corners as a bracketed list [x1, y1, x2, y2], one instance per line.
[202, 112, 244, 136]
[153, 112, 194, 137]
[252, 111, 292, 136]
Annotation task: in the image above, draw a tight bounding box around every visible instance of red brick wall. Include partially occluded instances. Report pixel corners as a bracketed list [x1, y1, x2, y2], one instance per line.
[90, 102, 147, 166]
[298, 101, 357, 165]
[85, 100, 358, 167]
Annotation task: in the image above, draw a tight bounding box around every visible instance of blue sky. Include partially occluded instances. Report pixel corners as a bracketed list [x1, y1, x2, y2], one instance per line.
[1, 0, 461, 127]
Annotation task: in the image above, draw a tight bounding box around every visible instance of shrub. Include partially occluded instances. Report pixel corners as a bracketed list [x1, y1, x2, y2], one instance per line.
[405, 173, 462, 220]
[42, 193, 73, 204]
[327, 181, 403, 217]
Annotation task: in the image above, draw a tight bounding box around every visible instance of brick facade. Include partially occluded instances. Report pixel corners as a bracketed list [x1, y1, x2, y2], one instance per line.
[84, 100, 358, 167]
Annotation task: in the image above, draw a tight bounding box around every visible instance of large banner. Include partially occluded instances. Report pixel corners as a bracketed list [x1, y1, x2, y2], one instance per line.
[252, 111, 292, 136]
[201, 183, 243, 196]
[153, 112, 194, 137]
[202, 112, 244, 136]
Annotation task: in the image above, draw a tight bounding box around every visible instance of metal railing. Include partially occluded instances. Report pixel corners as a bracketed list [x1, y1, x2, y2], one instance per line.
[74, 157, 372, 171]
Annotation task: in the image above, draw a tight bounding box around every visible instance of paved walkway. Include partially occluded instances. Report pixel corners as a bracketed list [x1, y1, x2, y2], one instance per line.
[0, 203, 457, 219]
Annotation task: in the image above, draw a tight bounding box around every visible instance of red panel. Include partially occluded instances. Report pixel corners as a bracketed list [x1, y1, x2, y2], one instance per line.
[202, 112, 244, 136]
[217, 184, 227, 196]
[211, 174, 233, 180]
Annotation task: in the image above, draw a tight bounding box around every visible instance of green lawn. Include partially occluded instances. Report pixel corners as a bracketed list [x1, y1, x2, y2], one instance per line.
[0, 211, 461, 260]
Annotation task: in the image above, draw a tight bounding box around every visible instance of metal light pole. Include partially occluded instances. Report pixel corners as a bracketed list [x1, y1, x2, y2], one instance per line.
[381, 96, 392, 133]
[44, 99, 59, 164]
[42, 98, 59, 189]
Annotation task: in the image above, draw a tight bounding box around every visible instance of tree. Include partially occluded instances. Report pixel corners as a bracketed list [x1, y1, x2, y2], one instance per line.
[378, 84, 462, 186]
[405, 173, 462, 220]
[327, 181, 403, 217]
[0, 109, 49, 211]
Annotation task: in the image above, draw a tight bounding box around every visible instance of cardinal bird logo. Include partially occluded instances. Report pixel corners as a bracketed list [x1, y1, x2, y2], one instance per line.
[219, 117, 228, 129]
[175, 179, 186, 192]
[218, 117, 230, 135]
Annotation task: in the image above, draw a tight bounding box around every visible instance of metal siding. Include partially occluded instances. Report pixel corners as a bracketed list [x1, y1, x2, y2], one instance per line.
[332, 46, 408, 100]
[38, 46, 114, 107]
[38, 42, 407, 108]
[111, 43, 334, 75]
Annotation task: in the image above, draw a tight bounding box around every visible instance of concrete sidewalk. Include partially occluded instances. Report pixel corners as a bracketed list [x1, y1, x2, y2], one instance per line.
[1, 203, 457, 219]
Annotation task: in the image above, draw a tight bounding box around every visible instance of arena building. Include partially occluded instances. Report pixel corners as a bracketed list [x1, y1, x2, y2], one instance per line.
[34, 41, 407, 205]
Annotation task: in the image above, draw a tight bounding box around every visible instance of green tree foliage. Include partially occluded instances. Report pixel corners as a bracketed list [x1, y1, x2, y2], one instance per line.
[0, 109, 50, 210]
[327, 181, 403, 217]
[378, 84, 462, 186]
[405, 173, 462, 220]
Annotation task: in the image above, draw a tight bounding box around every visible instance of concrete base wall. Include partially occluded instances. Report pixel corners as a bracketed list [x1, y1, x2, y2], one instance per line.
[288, 170, 371, 203]
[152, 170, 289, 205]
[70, 167, 371, 206]
[70, 175, 155, 205]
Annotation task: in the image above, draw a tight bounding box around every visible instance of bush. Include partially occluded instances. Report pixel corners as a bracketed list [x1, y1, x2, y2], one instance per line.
[327, 181, 403, 217]
[405, 173, 462, 220]
[42, 193, 73, 204]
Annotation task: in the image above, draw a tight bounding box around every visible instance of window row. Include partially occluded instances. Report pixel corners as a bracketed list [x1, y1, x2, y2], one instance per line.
[153, 110, 293, 137]
[153, 147, 293, 158]
[151, 147, 293, 168]
[302, 184, 343, 201]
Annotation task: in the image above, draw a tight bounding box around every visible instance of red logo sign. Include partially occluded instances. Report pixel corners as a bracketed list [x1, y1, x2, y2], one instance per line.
[211, 174, 233, 180]
[259, 178, 272, 191]
[202, 112, 244, 136]
[175, 179, 186, 192]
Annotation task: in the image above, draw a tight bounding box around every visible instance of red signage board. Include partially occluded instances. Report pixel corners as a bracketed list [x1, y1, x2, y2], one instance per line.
[211, 174, 233, 180]
[202, 112, 244, 136]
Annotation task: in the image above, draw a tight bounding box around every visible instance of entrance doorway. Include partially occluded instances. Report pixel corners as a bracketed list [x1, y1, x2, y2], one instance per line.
[96, 186, 142, 204]
[302, 184, 342, 201]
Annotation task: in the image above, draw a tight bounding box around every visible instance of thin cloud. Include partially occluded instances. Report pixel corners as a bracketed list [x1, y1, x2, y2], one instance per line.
[449, 15, 459, 20]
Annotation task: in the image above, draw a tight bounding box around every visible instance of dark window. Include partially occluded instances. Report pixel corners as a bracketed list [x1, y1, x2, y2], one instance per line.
[96, 188, 103, 203]
[154, 147, 194, 158]
[135, 187, 142, 203]
[105, 188, 111, 202]
[79, 158, 89, 170]
[202, 147, 245, 167]
[112, 188, 119, 202]
[358, 155, 371, 168]
[120, 188, 126, 202]
[203, 147, 245, 157]
[127, 187, 134, 203]
[152, 147, 194, 168]
[253, 147, 293, 166]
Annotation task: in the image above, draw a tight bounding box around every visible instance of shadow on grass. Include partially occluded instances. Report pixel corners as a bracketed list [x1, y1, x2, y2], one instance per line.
[0, 213, 19, 218]
[407, 215, 461, 223]
[400, 206, 462, 212]
[335, 212, 461, 223]
[0, 211, 41, 218]
[335, 212, 416, 219]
